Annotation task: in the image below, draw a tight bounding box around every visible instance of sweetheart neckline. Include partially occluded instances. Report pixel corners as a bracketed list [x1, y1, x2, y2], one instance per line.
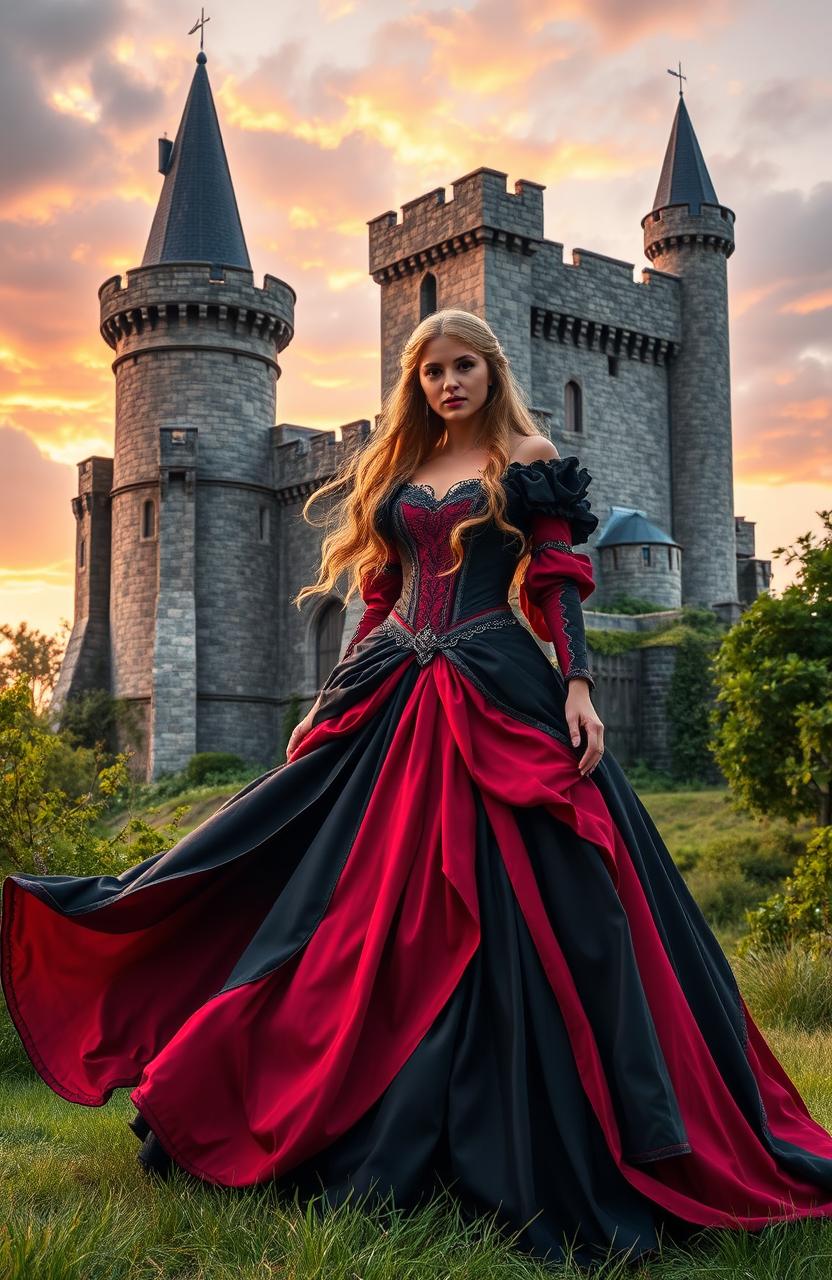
[400, 458, 547, 506]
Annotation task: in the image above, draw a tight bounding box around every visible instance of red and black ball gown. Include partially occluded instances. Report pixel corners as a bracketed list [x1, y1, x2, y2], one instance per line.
[4, 455, 832, 1268]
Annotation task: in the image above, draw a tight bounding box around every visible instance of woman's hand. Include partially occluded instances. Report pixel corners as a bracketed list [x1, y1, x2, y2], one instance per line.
[286, 708, 316, 761]
[565, 680, 604, 777]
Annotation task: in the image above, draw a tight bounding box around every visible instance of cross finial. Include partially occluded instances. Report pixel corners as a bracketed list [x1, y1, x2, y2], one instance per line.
[188, 7, 211, 52]
[667, 60, 687, 96]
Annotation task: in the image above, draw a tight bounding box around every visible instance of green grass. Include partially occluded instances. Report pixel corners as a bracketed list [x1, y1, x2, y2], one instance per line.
[3, 1020, 832, 1278]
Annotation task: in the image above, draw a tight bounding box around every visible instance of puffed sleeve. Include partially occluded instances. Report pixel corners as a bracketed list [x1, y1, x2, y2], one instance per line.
[504, 455, 599, 691]
[342, 543, 403, 661]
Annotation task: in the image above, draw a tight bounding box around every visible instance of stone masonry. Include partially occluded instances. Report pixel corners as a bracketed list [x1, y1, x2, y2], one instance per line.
[51, 61, 771, 778]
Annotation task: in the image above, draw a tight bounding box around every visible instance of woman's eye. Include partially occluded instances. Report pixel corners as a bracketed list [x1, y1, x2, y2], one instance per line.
[426, 362, 473, 376]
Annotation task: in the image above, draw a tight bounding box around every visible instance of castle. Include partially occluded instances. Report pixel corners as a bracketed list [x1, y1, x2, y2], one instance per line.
[50, 49, 771, 779]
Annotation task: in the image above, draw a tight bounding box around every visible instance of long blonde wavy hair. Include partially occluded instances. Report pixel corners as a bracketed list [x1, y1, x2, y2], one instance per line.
[293, 308, 543, 611]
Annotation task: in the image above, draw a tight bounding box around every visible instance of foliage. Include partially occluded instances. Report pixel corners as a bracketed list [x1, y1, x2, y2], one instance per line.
[584, 626, 644, 655]
[666, 630, 723, 785]
[740, 825, 832, 955]
[622, 759, 724, 793]
[184, 751, 248, 787]
[709, 511, 832, 825]
[593, 593, 671, 615]
[674, 827, 804, 930]
[0, 675, 186, 877]
[57, 687, 123, 754]
[0, 620, 68, 714]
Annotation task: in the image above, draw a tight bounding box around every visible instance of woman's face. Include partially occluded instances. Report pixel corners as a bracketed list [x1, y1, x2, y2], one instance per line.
[418, 336, 492, 430]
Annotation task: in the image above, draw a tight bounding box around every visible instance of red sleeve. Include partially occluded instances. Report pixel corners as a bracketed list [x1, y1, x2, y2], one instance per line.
[342, 544, 403, 661]
[517, 513, 597, 690]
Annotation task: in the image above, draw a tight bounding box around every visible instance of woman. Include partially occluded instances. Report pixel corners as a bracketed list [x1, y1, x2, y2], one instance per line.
[3, 308, 832, 1269]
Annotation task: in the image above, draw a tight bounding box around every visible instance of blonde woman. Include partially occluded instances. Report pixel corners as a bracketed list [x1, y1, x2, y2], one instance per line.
[4, 309, 832, 1269]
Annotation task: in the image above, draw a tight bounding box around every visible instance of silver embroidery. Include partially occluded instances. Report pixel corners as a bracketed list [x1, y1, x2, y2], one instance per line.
[531, 539, 575, 555]
[379, 609, 520, 666]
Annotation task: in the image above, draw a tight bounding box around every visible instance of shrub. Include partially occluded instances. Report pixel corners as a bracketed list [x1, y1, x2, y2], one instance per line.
[184, 752, 249, 787]
[740, 826, 832, 954]
[594, 595, 668, 616]
[0, 674, 187, 877]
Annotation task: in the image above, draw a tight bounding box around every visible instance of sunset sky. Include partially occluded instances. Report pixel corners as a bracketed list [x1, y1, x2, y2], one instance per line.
[1, 0, 830, 637]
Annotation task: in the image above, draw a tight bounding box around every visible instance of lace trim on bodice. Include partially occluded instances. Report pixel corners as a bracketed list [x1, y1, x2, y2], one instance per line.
[399, 459, 551, 509]
[399, 476, 487, 508]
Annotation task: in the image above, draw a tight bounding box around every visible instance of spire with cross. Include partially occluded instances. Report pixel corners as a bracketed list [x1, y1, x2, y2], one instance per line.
[188, 8, 210, 53]
[667, 61, 687, 96]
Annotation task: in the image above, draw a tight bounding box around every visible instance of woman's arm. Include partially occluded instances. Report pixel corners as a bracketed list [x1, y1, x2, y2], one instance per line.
[519, 512, 597, 690]
[518, 511, 604, 775]
[342, 552, 404, 661]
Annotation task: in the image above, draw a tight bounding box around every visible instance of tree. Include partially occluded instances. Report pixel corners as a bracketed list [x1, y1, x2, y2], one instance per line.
[0, 619, 69, 714]
[709, 511, 832, 826]
[0, 675, 186, 877]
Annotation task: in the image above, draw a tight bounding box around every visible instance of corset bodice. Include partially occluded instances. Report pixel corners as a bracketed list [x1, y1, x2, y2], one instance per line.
[382, 477, 527, 632]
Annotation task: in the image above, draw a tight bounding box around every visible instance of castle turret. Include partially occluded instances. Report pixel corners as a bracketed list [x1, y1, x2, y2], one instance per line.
[642, 92, 740, 619]
[98, 50, 295, 778]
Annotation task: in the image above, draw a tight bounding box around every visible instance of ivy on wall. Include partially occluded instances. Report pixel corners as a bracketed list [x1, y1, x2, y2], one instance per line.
[585, 607, 727, 783]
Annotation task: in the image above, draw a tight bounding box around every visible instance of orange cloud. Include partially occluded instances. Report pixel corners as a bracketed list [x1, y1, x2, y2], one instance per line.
[781, 289, 832, 316]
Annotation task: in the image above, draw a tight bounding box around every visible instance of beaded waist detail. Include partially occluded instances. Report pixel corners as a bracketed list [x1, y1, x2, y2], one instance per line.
[379, 605, 521, 666]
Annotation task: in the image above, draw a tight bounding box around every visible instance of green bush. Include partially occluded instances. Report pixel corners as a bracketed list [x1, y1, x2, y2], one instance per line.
[594, 594, 669, 615]
[184, 752, 248, 787]
[732, 945, 832, 1030]
[741, 826, 832, 954]
[57, 687, 121, 753]
[0, 675, 188, 878]
[673, 829, 804, 929]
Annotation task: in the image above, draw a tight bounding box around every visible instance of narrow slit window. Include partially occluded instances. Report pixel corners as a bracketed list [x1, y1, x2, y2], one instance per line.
[420, 272, 437, 320]
[141, 499, 156, 539]
[565, 380, 583, 432]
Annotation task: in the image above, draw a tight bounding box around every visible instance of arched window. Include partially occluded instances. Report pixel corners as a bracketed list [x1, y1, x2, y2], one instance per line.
[141, 499, 156, 539]
[259, 505, 270, 543]
[420, 272, 437, 320]
[641, 545, 651, 566]
[316, 601, 345, 687]
[79, 536, 86, 569]
[565, 380, 583, 432]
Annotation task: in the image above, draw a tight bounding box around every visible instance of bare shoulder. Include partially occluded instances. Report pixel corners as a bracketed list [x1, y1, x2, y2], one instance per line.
[508, 433, 560, 466]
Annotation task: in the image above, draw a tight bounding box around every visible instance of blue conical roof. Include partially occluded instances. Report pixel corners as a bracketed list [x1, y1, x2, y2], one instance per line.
[651, 95, 720, 216]
[142, 52, 251, 268]
[596, 508, 679, 548]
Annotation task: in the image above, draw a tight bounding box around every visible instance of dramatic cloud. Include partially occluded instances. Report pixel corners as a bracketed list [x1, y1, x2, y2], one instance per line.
[0, 0, 829, 631]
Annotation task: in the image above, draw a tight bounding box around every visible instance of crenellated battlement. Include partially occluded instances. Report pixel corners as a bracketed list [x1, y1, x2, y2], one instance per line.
[99, 262, 295, 357]
[642, 203, 736, 263]
[369, 167, 545, 280]
[530, 242, 682, 350]
[273, 420, 371, 500]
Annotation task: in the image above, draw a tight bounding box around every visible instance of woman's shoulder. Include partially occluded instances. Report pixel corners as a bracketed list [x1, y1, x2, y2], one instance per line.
[506, 433, 560, 467]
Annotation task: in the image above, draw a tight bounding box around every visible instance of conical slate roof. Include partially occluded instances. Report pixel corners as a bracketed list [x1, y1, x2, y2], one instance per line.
[596, 508, 679, 548]
[141, 51, 251, 268]
[651, 94, 720, 216]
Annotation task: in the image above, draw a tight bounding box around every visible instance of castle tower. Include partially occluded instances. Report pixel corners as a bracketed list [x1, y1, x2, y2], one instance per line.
[641, 92, 739, 617]
[369, 168, 545, 402]
[97, 50, 295, 778]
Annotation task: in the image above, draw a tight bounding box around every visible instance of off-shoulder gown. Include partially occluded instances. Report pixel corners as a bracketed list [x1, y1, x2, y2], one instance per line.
[4, 456, 832, 1268]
